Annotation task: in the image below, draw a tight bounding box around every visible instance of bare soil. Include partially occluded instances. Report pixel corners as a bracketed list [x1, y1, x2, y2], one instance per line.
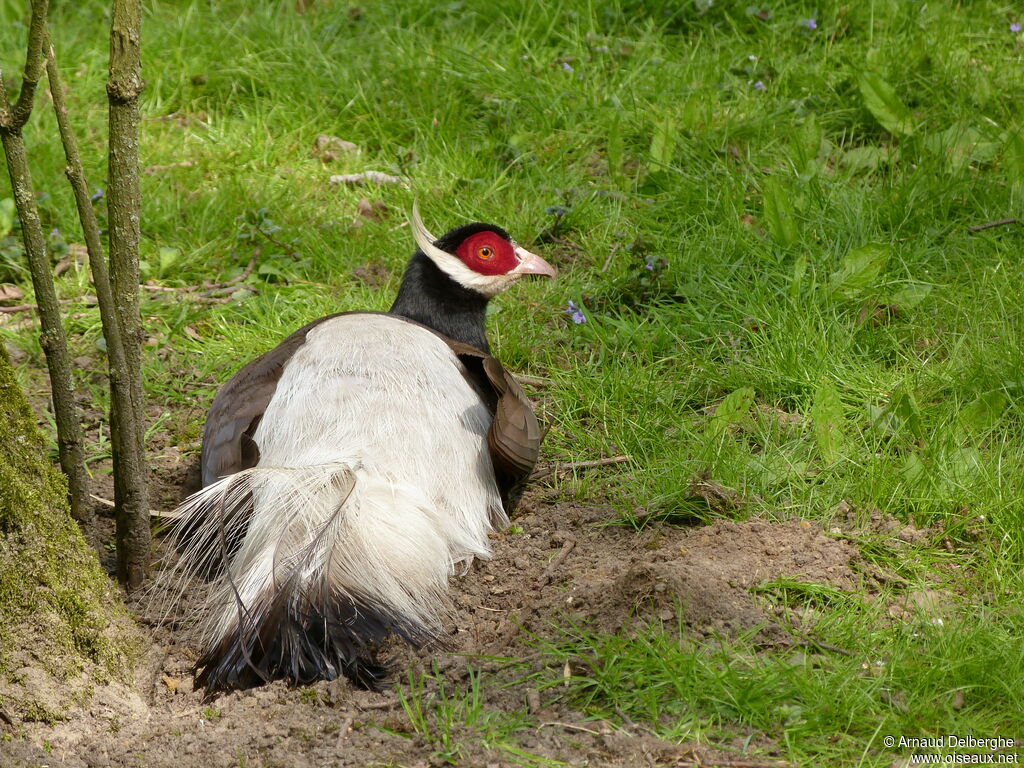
[0, 355, 887, 767]
[2, 475, 879, 768]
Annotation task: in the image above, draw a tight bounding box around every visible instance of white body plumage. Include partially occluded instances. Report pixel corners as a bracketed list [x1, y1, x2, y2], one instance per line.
[162, 315, 506, 686]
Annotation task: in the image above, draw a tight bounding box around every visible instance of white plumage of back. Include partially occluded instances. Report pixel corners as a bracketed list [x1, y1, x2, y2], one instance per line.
[157, 314, 506, 684]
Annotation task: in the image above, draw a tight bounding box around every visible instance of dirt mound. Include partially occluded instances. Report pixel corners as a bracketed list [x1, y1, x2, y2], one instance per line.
[457, 505, 861, 656]
[608, 519, 860, 638]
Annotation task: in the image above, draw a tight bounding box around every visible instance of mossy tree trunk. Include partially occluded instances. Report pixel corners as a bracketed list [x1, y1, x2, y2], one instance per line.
[0, 346, 136, 724]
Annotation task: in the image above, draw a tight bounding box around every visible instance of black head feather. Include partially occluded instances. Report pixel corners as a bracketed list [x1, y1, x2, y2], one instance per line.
[389, 222, 512, 352]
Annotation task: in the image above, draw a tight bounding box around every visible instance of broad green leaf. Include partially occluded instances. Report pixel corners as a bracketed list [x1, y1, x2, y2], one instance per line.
[867, 403, 898, 436]
[810, 383, 844, 463]
[958, 390, 1006, 433]
[924, 123, 1000, 172]
[889, 282, 933, 309]
[648, 117, 677, 170]
[158, 246, 180, 276]
[859, 74, 914, 136]
[258, 262, 285, 278]
[680, 95, 705, 132]
[791, 114, 823, 180]
[1002, 131, 1024, 183]
[902, 452, 928, 486]
[840, 145, 894, 174]
[748, 453, 809, 484]
[0, 198, 14, 238]
[790, 254, 807, 300]
[762, 177, 798, 248]
[708, 386, 755, 438]
[830, 243, 890, 298]
[607, 112, 624, 183]
[945, 447, 982, 484]
[891, 390, 924, 441]
[869, 389, 923, 441]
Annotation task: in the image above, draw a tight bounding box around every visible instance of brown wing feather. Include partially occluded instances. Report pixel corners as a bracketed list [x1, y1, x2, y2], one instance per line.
[443, 340, 542, 511]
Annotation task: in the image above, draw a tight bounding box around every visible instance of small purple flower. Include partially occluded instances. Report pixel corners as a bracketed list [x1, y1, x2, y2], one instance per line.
[50, 227, 60, 238]
[561, 61, 574, 73]
[801, 18, 817, 30]
[753, 80, 766, 91]
[565, 300, 587, 324]
[644, 263, 655, 271]
[1012, 22, 1022, 33]
[91, 188, 104, 201]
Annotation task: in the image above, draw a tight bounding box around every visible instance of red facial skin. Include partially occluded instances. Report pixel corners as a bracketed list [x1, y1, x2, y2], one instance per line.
[455, 231, 517, 276]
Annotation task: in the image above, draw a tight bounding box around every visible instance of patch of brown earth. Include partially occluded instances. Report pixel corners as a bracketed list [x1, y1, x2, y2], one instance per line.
[3, 464, 860, 767]
[459, 503, 861, 655]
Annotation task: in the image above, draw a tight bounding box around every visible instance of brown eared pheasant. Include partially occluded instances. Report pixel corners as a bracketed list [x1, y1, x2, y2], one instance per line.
[162, 204, 556, 691]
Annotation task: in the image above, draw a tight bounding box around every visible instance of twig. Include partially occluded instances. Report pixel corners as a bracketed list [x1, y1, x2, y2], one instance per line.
[531, 454, 630, 481]
[140, 251, 259, 298]
[969, 217, 1018, 232]
[356, 698, 398, 711]
[538, 721, 602, 736]
[329, 170, 403, 186]
[143, 159, 195, 175]
[512, 372, 549, 388]
[793, 637, 852, 657]
[537, 537, 576, 587]
[0, 303, 38, 314]
[199, 252, 258, 294]
[0, 296, 101, 314]
[257, 226, 302, 258]
[97, 493, 177, 521]
[600, 243, 620, 273]
[149, 507, 183, 520]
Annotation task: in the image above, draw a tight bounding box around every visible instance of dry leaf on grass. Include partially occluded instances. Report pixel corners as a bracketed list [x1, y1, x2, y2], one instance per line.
[329, 170, 403, 186]
[0, 284, 24, 303]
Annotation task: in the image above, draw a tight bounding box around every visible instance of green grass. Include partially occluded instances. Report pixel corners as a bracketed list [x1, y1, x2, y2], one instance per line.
[539, 606, 1024, 765]
[395, 665, 543, 765]
[3, 0, 1024, 764]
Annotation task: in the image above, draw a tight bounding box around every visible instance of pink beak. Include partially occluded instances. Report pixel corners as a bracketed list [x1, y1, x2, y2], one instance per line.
[510, 246, 557, 279]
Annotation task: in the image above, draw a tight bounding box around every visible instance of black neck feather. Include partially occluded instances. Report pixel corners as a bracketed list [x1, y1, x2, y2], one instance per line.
[389, 251, 491, 353]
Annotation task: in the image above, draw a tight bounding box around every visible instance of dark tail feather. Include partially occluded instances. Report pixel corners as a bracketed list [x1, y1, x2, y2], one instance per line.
[195, 575, 436, 691]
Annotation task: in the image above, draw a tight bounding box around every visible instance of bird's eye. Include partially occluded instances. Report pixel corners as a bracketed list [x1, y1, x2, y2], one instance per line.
[477, 246, 493, 260]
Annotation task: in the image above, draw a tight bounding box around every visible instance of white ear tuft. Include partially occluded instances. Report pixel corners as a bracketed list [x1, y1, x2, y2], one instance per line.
[411, 201, 453, 264]
[408, 202, 522, 297]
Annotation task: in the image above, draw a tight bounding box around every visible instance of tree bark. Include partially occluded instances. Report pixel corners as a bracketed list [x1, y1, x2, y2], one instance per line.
[9, 0, 48, 130]
[106, 0, 150, 590]
[0, 0, 93, 537]
[0, 344, 136, 724]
